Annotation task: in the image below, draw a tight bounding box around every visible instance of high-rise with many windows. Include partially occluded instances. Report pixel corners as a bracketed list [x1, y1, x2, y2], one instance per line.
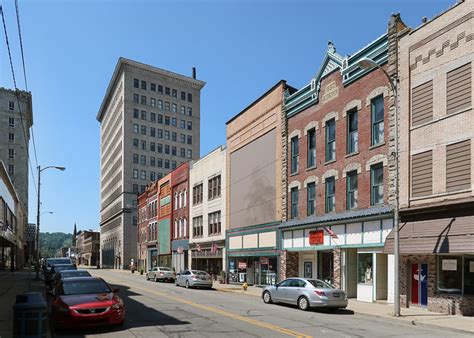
[97, 58, 205, 269]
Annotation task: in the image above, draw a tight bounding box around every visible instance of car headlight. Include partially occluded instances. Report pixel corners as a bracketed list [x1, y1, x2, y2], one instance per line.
[112, 297, 124, 309]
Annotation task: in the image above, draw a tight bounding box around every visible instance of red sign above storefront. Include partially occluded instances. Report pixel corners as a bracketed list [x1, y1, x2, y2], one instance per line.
[238, 261, 247, 269]
[309, 230, 324, 245]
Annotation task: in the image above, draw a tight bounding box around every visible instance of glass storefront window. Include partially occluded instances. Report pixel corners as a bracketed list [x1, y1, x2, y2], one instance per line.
[464, 256, 474, 295]
[358, 253, 373, 284]
[438, 256, 462, 294]
[228, 256, 277, 285]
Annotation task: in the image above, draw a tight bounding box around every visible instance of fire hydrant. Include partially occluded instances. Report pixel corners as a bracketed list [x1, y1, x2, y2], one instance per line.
[242, 282, 248, 291]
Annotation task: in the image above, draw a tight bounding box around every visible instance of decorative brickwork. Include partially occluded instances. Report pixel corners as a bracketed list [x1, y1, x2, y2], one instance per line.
[333, 248, 342, 289]
[279, 250, 299, 280]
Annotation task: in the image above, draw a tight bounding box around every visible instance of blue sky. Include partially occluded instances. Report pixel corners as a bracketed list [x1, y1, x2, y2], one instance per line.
[0, 0, 453, 234]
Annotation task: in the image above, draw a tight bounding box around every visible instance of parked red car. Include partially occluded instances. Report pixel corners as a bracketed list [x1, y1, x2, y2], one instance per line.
[50, 277, 125, 330]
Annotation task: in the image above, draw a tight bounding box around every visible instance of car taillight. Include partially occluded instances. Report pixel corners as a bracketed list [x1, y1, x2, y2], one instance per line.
[315, 290, 326, 296]
[192, 276, 199, 280]
[160, 272, 164, 276]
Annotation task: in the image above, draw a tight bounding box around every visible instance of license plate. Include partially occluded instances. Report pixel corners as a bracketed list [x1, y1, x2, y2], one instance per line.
[333, 293, 340, 298]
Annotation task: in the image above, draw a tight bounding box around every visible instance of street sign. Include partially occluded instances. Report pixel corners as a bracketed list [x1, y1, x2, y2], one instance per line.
[309, 230, 324, 245]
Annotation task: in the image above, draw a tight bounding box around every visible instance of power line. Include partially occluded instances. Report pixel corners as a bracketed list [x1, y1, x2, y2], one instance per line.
[0, 4, 38, 198]
[14, 0, 27, 90]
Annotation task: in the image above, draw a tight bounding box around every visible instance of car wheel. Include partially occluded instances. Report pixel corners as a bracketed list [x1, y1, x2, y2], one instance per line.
[185, 280, 190, 289]
[263, 291, 273, 304]
[298, 296, 310, 311]
[154, 275, 158, 282]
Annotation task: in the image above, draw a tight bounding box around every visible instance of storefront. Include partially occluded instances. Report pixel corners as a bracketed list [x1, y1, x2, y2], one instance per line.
[280, 207, 394, 303]
[189, 240, 225, 278]
[385, 215, 474, 315]
[147, 247, 158, 270]
[171, 239, 189, 273]
[226, 223, 279, 286]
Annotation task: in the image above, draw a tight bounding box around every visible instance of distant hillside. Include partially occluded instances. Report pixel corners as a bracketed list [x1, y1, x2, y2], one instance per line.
[40, 232, 72, 258]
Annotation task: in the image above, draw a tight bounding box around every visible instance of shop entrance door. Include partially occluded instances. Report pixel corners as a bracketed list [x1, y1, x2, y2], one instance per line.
[318, 251, 334, 284]
[411, 263, 428, 307]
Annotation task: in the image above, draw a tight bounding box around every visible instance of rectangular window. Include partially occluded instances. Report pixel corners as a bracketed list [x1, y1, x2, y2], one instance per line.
[150, 98, 156, 107]
[208, 211, 221, 235]
[133, 154, 139, 164]
[208, 175, 221, 200]
[150, 157, 156, 167]
[358, 253, 373, 284]
[446, 140, 471, 191]
[370, 163, 384, 205]
[193, 216, 203, 237]
[187, 93, 192, 102]
[133, 109, 139, 118]
[164, 159, 170, 169]
[134, 78, 139, 88]
[411, 80, 433, 126]
[172, 89, 177, 98]
[9, 101, 14, 111]
[8, 148, 14, 159]
[133, 94, 139, 103]
[8, 133, 14, 142]
[438, 256, 462, 294]
[8, 117, 14, 127]
[150, 127, 156, 137]
[150, 142, 156, 152]
[325, 119, 336, 162]
[157, 143, 162, 153]
[181, 91, 186, 100]
[346, 170, 358, 210]
[164, 130, 170, 140]
[180, 106, 185, 115]
[172, 146, 177, 156]
[8, 164, 14, 176]
[180, 134, 186, 144]
[347, 110, 358, 154]
[187, 107, 192, 116]
[141, 125, 146, 135]
[165, 87, 170, 95]
[157, 114, 163, 123]
[307, 128, 316, 168]
[133, 169, 139, 179]
[193, 184, 203, 205]
[412, 150, 433, 197]
[140, 170, 146, 180]
[307, 182, 315, 216]
[171, 160, 177, 169]
[140, 155, 146, 165]
[164, 145, 170, 154]
[157, 129, 163, 138]
[158, 100, 163, 109]
[172, 103, 177, 112]
[141, 95, 146, 105]
[290, 136, 299, 174]
[141, 140, 146, 150]
[187, 121, 192, 130]
[151, 83, 156, 91]
[165, 101, 170, 111]
[325, 177, 335, 213]
[446, 62, 471, 115]
[133, 139, 139, 148]
[171, 117, 177, 127]
[133, 184, 139, 194]
[180, 148, 185, 157]
[133, 124, 139, 134]
[180, 120, 185, 129]
[290, 187, 298, 219]
[141, 80, 146, 90]
[150, 172, 156, 181]
[157, 158, 163, 168]
[172, 132, 177, 142]
[187, 135, 192, 145]
[150, 112, 156, 122]
[371, 95, 384, 145]
[158, 85, 163, 94]
[187, 149, 192, 159]
[165, 116, 170, 125]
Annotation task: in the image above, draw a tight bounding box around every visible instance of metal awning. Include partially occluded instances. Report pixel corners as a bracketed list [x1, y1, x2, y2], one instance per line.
[384, 216, 474, 254]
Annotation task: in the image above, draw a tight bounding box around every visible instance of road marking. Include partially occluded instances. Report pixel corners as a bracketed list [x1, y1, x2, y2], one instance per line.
[104, 275, 312, 338]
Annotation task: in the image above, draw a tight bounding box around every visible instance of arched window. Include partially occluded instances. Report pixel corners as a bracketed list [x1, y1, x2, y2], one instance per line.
[174, 219, 178, 239]
[174, 192, 178, 210]
[179, 191, 183, 208]
[183, 218, 187, 237]
[178, 218, 182, 238]
[183, 190, 187, 207]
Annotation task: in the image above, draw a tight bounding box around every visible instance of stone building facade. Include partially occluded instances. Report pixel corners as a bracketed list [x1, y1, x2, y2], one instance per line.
[97, 58, 205, 269]
[280, 34, 398, 302]
[384, 0, 474, 315]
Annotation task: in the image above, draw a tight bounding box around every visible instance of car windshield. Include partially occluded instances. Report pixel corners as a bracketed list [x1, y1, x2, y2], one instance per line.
[192, 270, 208, 276]
[61, 271, 90, 278]
[307, 279, 335, 289]
[159, 267, 172, 271]
[62, 280, 111, 295]
[48, 259, 70, 266]
[54, 265, 75, 272]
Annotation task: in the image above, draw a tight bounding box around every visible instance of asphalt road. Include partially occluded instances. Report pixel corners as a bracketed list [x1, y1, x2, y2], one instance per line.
[53, 269, 469, 338]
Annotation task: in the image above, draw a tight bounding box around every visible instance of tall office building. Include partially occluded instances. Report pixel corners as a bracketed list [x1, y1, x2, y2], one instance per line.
[97, 58, 205, 269]
[0, 88, 33, 214]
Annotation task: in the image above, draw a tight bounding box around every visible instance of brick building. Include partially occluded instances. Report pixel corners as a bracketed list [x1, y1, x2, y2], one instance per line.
[226, 81, 295, 285]
[76, 230, 100, 267]
[171, 162, 190, 272]
[279, 34, 399, 302]
[137, 181, 158, 271]
[384, 0, 474, 315]
[157, 174, 172, 267]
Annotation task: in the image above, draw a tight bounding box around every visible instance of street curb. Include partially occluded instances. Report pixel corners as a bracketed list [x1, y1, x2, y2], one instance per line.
[215, 288, 261, 298]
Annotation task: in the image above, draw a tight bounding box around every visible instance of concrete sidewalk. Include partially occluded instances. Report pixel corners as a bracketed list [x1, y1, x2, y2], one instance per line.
[0, 268, 50, 338]
[212, 282, 474, 335]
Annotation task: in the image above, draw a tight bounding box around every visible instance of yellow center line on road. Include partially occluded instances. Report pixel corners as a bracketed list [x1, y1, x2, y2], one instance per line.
[104, 276, 312, 338]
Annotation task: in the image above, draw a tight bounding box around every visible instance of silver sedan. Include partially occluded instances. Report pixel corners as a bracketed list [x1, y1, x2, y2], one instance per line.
[262, 278, 347, 311]
[146, 267, 175, 282]
[175, 270, 213, 289]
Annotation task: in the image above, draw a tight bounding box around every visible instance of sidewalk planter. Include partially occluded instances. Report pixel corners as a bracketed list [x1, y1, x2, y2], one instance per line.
[13, 292, 47, 338]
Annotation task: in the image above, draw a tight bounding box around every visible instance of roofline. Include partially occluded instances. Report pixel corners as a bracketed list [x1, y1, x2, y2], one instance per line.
[408, 0, 465, 36]
[226, 80, 295, 125]
[96, 57, 206, 122]
[190, 145, 227, 169]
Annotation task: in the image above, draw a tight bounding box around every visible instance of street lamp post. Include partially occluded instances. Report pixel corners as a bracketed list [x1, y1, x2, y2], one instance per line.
[357, 58, 400, 317]
[35, 165, 66, 280]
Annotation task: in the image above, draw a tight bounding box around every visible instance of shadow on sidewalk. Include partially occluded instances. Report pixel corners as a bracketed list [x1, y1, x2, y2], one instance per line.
[53, 282, 190, 337]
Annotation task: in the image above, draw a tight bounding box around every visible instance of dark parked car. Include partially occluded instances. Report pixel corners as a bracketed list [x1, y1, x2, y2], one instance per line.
[50, 277, 125, 330]
[46, 264, 76, 288]
[51, 269, 91, 290]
